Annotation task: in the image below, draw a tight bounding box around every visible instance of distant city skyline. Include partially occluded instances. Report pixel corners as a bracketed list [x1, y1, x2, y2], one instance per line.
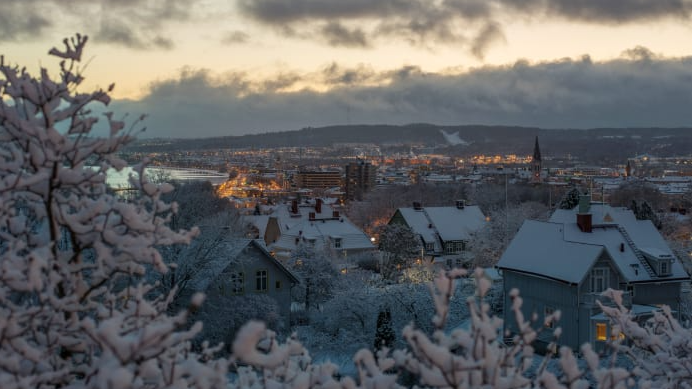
[3, 0, 692, 138]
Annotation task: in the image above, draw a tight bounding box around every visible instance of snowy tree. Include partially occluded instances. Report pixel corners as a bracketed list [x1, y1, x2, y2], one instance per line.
[373, 308, 395, 350]
[0, 35, 227, 387]
[558, 187, 582, 209]
[154, 210, 247, 312]
[378, 223, 422, 281]
[469, 201, 548, 267]
[287, 242, 339, 316]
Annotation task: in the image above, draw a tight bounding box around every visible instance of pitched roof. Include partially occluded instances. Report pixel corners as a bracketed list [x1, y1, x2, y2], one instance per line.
[271, 216, 375, 253]
[187, 238, 298, 292]
[396, 205, 486, 242]
[498, 220, 602, 284]
[499, 204, 688, 284]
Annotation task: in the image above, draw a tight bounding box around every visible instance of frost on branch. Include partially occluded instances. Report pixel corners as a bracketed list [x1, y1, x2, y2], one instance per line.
[0, 36, 227, 387]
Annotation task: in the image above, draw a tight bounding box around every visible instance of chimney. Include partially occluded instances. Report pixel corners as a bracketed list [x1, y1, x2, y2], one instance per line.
[291, 199, 298, 214]
[315, 198, 322, 213]
[455, 199, 466, 209]
[576, 194, 592, 233]
[413, 201, 422, 211]
[333, 211, 340, 218]
[309, 212, 316, 221]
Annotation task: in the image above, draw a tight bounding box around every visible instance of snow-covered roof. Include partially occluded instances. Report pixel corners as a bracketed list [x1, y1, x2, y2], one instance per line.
[271, 216, 375, 255]
[187, 239, 298, 292]
[498, 220, 603, 284]
[499, 205, 688, 284]
[396, 205, 486, 243]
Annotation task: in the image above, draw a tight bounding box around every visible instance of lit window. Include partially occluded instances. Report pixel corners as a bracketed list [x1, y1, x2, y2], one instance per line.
[596, 323, 607, 341]
[256, 270, 268, 292]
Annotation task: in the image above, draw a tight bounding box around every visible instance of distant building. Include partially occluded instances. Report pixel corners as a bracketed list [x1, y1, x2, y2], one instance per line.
[345, 160, 377, 201]
[531, 136, 542, 183]
[295, 170, 342, 190]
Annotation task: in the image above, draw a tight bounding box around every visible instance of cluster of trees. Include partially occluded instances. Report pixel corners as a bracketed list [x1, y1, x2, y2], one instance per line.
[3, 35, 692, 388]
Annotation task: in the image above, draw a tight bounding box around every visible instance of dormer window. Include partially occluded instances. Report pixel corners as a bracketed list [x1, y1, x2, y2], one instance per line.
[660, 261, 669, 276]
[333, 237, 342, 248]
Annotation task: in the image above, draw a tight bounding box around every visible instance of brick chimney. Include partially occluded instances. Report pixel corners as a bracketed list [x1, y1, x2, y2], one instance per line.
[291, 199, 298, 214]
[576, 194, 592, 233]
[309, 212, 316, 221]
[316, 198, 322, 214]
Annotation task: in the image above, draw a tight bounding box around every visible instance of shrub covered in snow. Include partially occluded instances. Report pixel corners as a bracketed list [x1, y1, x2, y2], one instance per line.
[0, 35, 227, 388]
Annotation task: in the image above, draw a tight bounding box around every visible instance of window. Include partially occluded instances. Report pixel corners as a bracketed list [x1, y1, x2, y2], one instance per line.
[425, 243, 434, 251]
[626, 285, 635, 297]
[275, 280, 282, 289]
[596, 323, 607, 341]
[544, 306, 555, 329]
[230, 272, 244, 294]
[256, 270, 268, 292]
[591, 267, 609, 293]
[660, 261, 669, 275]
[333, 238, 342, 249]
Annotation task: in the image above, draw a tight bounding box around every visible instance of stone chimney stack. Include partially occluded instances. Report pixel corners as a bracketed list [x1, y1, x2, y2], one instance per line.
[315, 198, 322, 214]
[576, 194, 592, 233]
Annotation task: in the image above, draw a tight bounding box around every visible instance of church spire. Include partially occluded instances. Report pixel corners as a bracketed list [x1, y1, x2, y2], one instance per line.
[531, 136, 542, 183]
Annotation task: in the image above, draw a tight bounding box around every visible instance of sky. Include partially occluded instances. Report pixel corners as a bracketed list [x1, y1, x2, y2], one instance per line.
[3, 0, 692, 138]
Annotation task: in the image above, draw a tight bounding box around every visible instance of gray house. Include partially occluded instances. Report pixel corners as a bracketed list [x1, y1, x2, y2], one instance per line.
[497, 197, 689, 352]
[389, 200, 486, 267]
[184, 238, 299, 343]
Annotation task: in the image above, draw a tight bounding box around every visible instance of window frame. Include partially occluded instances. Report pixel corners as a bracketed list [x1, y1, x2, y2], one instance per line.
[230, 271, 245, 295]
[591, 267, 609, 293]
[256, 269, 268, 292]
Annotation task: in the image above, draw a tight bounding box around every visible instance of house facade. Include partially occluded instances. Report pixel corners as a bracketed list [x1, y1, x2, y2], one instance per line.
[389, 200, 486, 267]
[497, 197, 689, 352]
[186, 239, 299, 323]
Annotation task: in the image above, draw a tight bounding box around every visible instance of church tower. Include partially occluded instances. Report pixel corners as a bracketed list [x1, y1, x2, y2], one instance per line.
[531, 136, 542, 182]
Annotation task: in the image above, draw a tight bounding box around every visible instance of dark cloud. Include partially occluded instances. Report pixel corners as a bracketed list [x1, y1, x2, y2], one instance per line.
[0, 0, 195, 48]
[238, 0, 692, 55]
[111, 51, 692, 138]
[0, 1, 53, 40]
[470, 22, 505, 59]
[320, 22, 370, 48]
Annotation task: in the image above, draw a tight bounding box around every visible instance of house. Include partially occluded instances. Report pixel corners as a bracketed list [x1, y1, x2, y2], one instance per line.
[182, 238, 299, 329]
[497, 196, 689, 352]
[246, 198, 376, 267]
[389, 200, 486, 268]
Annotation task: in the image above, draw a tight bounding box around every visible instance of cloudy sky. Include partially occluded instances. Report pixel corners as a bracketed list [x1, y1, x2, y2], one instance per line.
[3, 0, 692, 138]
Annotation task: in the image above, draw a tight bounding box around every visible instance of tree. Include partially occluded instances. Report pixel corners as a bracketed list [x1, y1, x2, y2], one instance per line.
[469, 201, 548, 267]
[378, 224, 422, 281]
[286, 242, 338, 316]
[558, 187, 581, 209]
[373, 308, 395, 350]
[0, 36, 226, 387]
